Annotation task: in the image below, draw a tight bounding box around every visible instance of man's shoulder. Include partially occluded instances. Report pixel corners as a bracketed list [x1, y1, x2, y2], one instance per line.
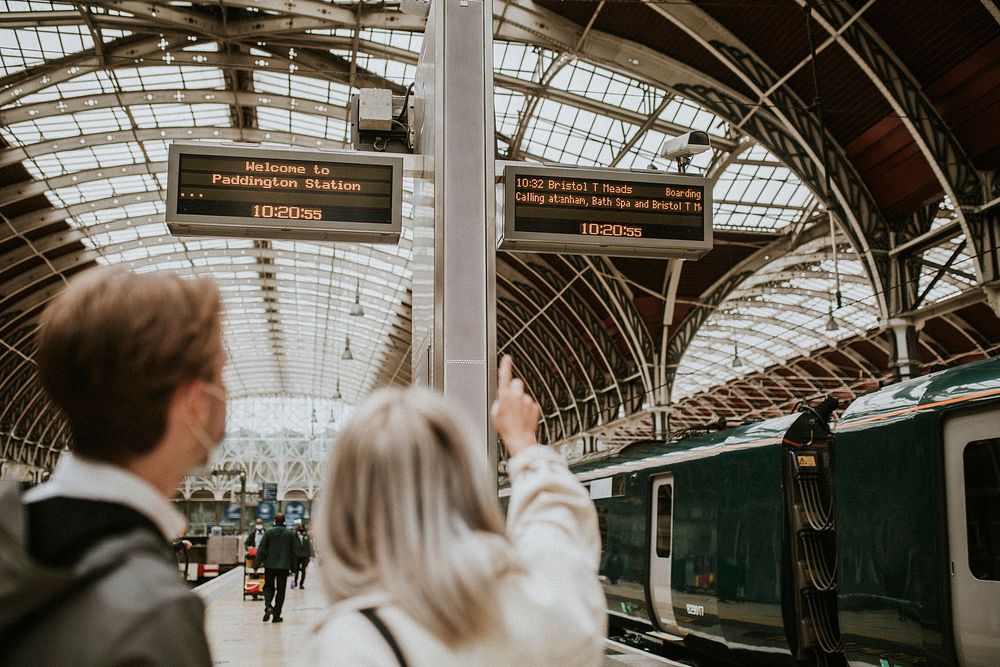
[26, 496, 166, 567]
[3, 538, 206, 666]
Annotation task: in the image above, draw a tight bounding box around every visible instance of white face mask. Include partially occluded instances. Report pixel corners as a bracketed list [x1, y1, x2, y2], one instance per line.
[185, 380, 227, 457]
[255, 524, 263, 532]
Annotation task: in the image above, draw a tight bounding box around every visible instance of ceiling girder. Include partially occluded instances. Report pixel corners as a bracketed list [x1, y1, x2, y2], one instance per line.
[802, 0, 997, 293]
[645, 2, 890, 318]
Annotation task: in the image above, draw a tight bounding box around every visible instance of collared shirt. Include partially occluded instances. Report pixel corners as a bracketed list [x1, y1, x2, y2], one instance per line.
[23, 452, 187, 541]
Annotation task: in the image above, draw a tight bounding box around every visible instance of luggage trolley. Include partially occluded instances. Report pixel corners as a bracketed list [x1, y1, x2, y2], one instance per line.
[243, 546, 264, 600]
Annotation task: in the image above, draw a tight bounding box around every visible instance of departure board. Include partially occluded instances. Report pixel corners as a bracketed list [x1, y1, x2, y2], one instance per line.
[166, 143, 402, 243]
[499, 164, 712, 259]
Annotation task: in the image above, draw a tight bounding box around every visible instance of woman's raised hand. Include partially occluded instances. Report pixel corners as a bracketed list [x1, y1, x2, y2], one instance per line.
[491, 355, 541, 459]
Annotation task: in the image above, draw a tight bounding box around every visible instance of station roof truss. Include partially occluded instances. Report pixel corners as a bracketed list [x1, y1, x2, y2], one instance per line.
[1, 0, 998, 475]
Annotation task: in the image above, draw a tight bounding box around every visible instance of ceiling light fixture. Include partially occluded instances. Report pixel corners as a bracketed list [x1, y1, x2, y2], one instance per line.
[825, 306, 840, 332]
[805, 2, 843, 312]
[342, 335, 354, 361]
[731, 343, 743, 369]
[350, 279, 365, 317]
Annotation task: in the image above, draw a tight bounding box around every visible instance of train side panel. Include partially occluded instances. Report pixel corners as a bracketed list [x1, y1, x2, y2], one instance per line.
[836, 357, 1000, 666]
[671, 444, 794, 664]
[835, 412, 952, 665]
[714, 445, 790, 660]
[597, 478, 652, 625]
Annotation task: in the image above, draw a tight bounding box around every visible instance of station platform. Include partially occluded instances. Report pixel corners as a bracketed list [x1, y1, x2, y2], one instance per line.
[197, 566, 328, 665]
[195, 565, 674, 666]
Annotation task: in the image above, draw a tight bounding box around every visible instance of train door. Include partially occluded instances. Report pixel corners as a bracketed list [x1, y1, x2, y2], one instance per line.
[943, 408, 1000, 665]
[649, 475, 680, 634]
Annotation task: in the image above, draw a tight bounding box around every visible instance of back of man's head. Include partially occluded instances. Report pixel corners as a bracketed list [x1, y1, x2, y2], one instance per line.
[36, 266, 222, 465]
[275, 512, 286, 527]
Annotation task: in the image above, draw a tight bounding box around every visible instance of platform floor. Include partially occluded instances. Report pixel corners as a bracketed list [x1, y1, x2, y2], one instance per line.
[198, 565, 328, 666]
[196, 565, 673, 666]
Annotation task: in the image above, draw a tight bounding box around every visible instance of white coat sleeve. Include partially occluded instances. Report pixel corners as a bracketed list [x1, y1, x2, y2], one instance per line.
[504, 446, 606, 666]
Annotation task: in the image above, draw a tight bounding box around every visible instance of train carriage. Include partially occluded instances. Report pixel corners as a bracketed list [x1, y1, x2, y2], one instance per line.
[569, 357, 1000, 666]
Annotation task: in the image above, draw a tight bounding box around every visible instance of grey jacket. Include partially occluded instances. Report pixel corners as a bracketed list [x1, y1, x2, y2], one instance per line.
[0, 483, 212, 666]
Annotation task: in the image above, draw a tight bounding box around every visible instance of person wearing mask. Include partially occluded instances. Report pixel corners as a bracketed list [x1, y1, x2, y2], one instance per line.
[292, 519, 313, 590]
[308, 355, 605, 665]
[245, 518, 265, 570]
[0, 267, 226, 665]
[256, 512, 297, 623]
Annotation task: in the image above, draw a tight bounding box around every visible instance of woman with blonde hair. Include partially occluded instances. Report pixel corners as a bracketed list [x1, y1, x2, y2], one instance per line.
[309, 356, 605, 666]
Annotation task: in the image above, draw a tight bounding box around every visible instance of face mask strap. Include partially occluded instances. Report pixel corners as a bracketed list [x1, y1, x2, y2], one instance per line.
[202, 380, 227, 402]
[183, 411, 217, 457]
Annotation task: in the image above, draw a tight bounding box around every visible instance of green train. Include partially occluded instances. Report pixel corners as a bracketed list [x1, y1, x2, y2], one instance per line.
[569, 357, 1000, 666]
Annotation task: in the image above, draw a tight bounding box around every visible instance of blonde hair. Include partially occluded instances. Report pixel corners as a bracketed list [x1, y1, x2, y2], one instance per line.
[36, 266, 222, 463]
[317, 387, 515, 645]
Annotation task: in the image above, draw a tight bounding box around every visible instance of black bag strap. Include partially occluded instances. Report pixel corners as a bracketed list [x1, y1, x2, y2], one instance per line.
[359, 607, 410, 667]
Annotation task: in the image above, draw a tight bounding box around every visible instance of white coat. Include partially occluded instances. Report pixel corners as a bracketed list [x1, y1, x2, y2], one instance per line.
[308, 446, 606, 666]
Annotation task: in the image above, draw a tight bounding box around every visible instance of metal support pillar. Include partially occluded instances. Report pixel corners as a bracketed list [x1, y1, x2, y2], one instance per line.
[885, 318, 921, 381]
[414, 0, 497, 475]
[974, 205, 1000, 317]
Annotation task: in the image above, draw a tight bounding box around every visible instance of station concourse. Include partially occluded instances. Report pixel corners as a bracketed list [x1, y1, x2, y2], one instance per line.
[2, 0, 999, 665]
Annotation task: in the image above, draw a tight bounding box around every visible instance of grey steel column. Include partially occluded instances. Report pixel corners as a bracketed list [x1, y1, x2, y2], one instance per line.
[414, 0, 497, 473]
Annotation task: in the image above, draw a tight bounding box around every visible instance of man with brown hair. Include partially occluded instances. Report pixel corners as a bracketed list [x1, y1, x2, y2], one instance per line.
[0, 266, 226, 665]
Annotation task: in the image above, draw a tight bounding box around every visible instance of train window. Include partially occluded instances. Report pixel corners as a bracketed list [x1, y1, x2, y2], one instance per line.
[612, 475, 626, 497]
[656, 485, 673, 558]
[964, 438, 1000, 581]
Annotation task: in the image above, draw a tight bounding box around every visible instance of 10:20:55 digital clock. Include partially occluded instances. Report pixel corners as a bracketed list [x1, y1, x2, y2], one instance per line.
[252, 204, 322, 220]
[579, 222, 643, 237]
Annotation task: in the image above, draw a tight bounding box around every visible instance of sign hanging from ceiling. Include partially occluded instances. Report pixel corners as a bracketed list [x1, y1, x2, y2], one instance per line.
[166, 142, 403, 243]
[498, 163, 713, 259]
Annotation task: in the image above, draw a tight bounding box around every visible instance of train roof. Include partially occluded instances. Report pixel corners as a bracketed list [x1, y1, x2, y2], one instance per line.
[568, 411, 807, 482]
[838, 356, 1000, 431]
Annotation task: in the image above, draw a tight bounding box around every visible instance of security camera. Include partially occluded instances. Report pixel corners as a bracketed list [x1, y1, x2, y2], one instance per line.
[399, 0, 430, 17]
[659, 131, 712, 160]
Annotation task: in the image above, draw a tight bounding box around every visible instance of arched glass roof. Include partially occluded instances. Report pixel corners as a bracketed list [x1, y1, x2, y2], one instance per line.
[0, 1, 878, 457]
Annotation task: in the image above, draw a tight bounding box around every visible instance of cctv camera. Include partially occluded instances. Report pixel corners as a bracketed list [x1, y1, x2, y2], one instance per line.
[399, 0, 430, 17]
[659, 131, 712, 160]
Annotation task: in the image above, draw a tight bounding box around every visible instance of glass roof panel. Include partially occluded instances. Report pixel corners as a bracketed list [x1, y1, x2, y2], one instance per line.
[519, 98, 630, 165]
[361, 28, 423, 53]
[254, 72, 352, 107]
[113, 66, 227, 92]
[129, 103, 232, 129]
[674, 237, 880, 400]
[256, 108, 347, 140]
[1, 106, 132, 144]
[493, 41, 540, 81]
[0, 24, 95, 77]
[337, 53, 415, 88]
[23, 141, 151, 178]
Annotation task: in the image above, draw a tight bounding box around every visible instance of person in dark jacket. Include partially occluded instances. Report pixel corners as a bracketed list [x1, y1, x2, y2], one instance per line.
[245, 518, 265, 570]
[292, 519, 313, 589]
[257, 512, 298, 622]
[0, 267, 227, 666]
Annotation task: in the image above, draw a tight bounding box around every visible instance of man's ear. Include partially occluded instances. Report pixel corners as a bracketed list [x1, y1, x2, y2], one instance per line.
[169, 378, 206, 425]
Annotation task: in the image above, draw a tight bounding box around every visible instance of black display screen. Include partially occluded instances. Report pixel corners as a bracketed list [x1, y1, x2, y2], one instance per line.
[499, 164, 712, 259]
[174, 153, 394, 224]
[166, 144, 402, 243]
[512, 174, 705, 241]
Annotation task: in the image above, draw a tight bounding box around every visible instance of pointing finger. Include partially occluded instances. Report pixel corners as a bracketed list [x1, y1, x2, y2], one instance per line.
[497, 355, 513, 394]
[509, 378, 524, 396]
